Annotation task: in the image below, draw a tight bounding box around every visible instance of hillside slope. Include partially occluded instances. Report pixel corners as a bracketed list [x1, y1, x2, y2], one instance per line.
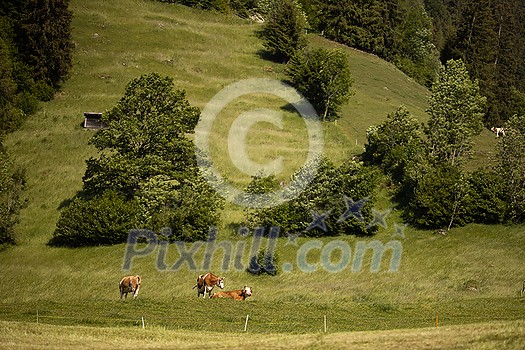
[0, 0, 521, 340]
[4, 0, 432, 244]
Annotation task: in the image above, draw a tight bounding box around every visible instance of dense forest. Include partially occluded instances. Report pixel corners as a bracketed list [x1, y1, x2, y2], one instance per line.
[0, 0, 73, 134]
[0, 0, 74, 245]
[301, 0, 525, 127]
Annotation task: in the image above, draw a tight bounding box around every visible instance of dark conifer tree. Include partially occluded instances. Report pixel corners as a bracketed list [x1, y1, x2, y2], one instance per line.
[441, 0, 525, 125]
[487, 0, 525, 125]
[259, 0, 307, 63]
[18, 0, 74, 88]
[316, 0, 392, 57]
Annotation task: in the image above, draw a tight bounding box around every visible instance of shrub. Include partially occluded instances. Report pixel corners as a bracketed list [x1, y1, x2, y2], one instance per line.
[465, 169, 506, 224]
[247, 248, 280, 276]
[159, 176, 224, 242]
[246, 157, 378, 237]
[0, 104, 25, 135]
[403, 163, 470, 229]
[363, 107, 423, 183]
[14, 91, 38, 115]
[32, 80, 55, 101]
[286, 48, 353, 120]
[50, 191, 141, 247]
[258, 0, 307, 62]
[0, 148, 25, 245]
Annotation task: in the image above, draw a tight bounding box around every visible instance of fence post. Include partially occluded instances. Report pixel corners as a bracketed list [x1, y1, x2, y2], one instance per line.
[244, 315, 249, 332]
[324, 315, 327, 333]
[142, 316, 145, 329]
[36, 310, 39, 324]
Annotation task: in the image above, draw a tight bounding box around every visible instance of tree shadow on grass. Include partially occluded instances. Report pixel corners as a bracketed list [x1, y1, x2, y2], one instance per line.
[280, 101, 321, 120]
[256, 49, 287, 64]
[57, 190, 85, 210]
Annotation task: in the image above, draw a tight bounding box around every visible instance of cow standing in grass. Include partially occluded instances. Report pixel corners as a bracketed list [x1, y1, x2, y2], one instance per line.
[192, 272, 224, 298]
[211, 286, 252, 300]
[119, 275, 141, 299]
[491, 127, 506, 137]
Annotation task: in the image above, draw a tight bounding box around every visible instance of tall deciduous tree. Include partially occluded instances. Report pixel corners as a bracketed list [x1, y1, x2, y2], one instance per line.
[286, 48, 353, 120]
[393, 1, 439, 87]
[0, 144, 25, 245]
[495, 114, 525, 222]
[55, 73, 223, 245]
[84, 73, 200, 198]
[259, 0, 307, 63]
[364, 106, 423, 183]
[404, 59, 485, 229]
[425, 59, 485, 167]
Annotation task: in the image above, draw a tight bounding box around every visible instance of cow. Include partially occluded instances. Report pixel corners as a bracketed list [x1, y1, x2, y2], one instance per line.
[491, 127, 506, 137]
[192, 272, 224, 298]
[211, 286, 252, 300]
[119, 275, 141, 299]
[521, 280, 525, 297]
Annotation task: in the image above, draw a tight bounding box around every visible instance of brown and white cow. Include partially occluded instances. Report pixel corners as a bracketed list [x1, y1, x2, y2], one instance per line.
[119, 275, 141, 299]
[491, 127, 506, 137]
[211, 286, 252, 300]
[192, 272, 224, 298]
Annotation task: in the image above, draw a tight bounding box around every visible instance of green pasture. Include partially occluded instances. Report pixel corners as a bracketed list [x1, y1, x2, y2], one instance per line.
[1, 223, 523, 334]
[1, 320, 523, 349]
[0, 0, 522, 347]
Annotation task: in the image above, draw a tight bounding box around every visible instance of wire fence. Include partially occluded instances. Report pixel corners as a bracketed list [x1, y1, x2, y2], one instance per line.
[1, 302, 522, 334]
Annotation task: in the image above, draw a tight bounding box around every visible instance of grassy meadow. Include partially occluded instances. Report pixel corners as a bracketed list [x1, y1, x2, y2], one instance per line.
[0, 0, 523, 348]
[2, 320, 524, 349]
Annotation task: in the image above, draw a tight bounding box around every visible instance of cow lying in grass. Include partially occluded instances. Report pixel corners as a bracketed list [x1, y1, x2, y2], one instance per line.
[193, 272, 224, 298]
[211, 286, 252, 300]
[119, 275, 141, 299]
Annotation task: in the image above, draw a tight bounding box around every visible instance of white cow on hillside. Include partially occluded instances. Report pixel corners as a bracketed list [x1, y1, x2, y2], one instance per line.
[491, 127, 506, 137]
